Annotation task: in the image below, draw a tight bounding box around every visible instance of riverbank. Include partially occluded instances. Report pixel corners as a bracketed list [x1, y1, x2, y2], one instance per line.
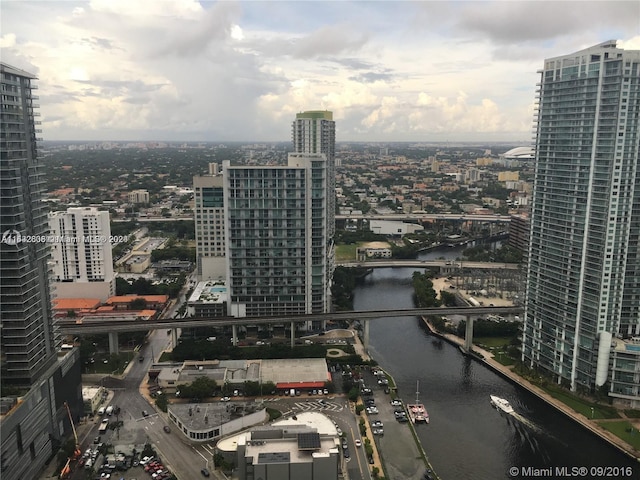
[420, 317, 640, 462]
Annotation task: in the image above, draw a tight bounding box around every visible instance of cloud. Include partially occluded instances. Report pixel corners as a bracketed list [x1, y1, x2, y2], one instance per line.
[0, 1, 635, 142]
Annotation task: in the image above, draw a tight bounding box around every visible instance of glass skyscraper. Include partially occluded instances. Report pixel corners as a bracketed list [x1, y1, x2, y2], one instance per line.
[1, 63, 83, 480]
[522, 41, 640, 396]
[0, 63, 59, 385]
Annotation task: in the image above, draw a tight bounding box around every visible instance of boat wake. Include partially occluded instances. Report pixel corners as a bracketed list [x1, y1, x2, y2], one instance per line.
[509, 411, 543, 434]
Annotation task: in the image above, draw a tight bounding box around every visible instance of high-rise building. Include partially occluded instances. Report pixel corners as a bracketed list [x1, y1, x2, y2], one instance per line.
[193, 163, 226, 281]
[49, 207, 115, 301]
[1, 63, 82, 480]
[0, 64, 58, 385]
[292, 111, 336, 308]
[522, 42, 640, 400]
[292, 110, 335, 239]
[223, 152, 330, 328]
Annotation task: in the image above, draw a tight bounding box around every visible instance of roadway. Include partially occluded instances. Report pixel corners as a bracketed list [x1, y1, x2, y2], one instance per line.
[336, 260, 520, 269]
[337, 213, 511, 222]
[59, 306, 523, 335]
[113, 213, 512, 223]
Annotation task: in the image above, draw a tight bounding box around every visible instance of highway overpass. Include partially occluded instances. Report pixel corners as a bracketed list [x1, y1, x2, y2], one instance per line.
[59, 305, 523, 353]
[336, 213, 511, 223]
[336, 260, 520, 270]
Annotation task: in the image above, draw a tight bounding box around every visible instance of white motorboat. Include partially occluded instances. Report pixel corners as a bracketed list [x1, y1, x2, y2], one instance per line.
[490, 395, 514, 414]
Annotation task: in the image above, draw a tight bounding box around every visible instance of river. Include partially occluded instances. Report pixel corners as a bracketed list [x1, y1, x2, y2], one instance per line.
[352, 245, 638, 480]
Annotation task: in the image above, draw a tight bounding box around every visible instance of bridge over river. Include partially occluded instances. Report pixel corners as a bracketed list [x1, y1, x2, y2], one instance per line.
[336, 260, 520, 270]
[59, 305, 522, 354]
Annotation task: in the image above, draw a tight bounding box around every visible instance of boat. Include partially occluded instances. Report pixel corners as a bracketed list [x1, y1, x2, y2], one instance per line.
[406, 381, 429, 424]
[490, 395, 514, 414]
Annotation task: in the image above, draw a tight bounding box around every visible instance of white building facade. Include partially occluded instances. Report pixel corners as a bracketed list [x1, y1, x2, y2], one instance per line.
[522, 41, 640, 398]
[48, 207, 115, 301]
[193, 173, 226, 280]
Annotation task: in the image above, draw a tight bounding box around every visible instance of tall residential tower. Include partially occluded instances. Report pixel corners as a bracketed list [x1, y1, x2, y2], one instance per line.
[223, 152, 330, 328]
[522, 42, 640, 403]
[49, 207, 115, 301]
[1, 63, 83, 480]
[0, 64, 58, 384]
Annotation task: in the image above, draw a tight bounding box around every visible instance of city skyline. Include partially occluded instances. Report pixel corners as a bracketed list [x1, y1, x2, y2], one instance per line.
[2, 1, 638, 143]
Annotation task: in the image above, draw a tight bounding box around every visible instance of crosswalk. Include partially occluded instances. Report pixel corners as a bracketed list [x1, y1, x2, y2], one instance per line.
[292, 401, 344, 412]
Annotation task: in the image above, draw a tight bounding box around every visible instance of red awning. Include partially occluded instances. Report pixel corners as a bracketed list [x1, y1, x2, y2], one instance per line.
[276, 381, 325, 390]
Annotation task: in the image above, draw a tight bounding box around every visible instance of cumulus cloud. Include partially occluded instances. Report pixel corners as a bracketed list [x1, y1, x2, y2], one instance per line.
[1, 1, 635, 142]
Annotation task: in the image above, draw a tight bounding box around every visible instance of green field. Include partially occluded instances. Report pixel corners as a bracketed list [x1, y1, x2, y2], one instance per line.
[596, 421, 640, 450]
[335, 243, 361, 261]
[542, 385, 620, 420]
[88, 352, 135, 374]
[474, 336, 513, 348]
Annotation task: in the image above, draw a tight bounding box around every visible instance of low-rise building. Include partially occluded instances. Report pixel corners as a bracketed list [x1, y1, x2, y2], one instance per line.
[168, 402, 267, 443]
[217, 412, 340, 480]
[82, 386, 105, 415]
[186, 280, 227, 318]
[156, 358, 330, 394]
[368, 220, 423, 237]
[610, 337, 640, 409]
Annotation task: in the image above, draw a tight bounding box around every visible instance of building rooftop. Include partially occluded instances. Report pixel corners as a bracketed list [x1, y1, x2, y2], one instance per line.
[157, 358, 329, 387]
[170, 401, 263, 431]
[53, 298, 102, 310]
[188, 280, 227, 304]
[217, 412, 339, 454]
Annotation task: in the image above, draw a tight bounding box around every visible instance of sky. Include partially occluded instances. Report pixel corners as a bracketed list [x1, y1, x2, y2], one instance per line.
[2, 0, 639, 143]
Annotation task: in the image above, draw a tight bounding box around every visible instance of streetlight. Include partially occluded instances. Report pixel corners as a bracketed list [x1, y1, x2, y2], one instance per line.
[591, 407, 595, 419]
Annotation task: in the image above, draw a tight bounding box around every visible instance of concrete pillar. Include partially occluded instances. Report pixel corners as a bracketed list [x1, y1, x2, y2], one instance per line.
[171, 328, 178, 348]
[464, 316, 474, 352]
[363, 320, 370, 353]
[108, 332, 119, 355]
[232, 325, 238, 346]
[290, 322, 295, 348]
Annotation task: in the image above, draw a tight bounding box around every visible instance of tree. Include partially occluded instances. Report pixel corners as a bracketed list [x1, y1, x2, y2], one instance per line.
[348, 387, 360, 402]
[180, 376, 217, 401]
[156, 393, 168, 412]
[130, 298, 147, 310]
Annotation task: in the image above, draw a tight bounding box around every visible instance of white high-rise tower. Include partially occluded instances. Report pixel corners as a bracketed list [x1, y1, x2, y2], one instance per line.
[49, 207, 115, 301]
[522, 41, 640, 402]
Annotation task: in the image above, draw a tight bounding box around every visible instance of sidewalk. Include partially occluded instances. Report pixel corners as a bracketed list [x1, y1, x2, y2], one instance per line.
[421, 317, 640, 460]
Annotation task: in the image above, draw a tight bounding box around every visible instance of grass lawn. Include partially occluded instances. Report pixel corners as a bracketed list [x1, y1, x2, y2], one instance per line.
[493, 352, 516, 366]
[89, 352, 135, 374]
[596, 420, 640, 450]
[335, 243, 361, 261]
[542, 385, 620, 420]
[474, 336, 513, 348]
[624, 409, 640, 418]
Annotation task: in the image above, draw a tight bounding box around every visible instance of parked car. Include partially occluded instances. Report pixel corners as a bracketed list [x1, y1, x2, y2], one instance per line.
[201, 468, 210, 477]
[163, 426, 171, 433]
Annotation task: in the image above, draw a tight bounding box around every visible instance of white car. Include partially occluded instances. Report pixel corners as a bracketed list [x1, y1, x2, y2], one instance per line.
[220, 396, 231, 402]
[355, 439, 362, 447]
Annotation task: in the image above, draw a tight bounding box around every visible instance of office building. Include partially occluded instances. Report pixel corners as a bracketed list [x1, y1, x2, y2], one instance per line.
[223, 152, 330, 326]
[193, 168, 226, 280]
[0, 63, 83, 480]
[127, 189, 149, 204]
[49, 207, 115, 301]
[521, 41, 640, 400]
